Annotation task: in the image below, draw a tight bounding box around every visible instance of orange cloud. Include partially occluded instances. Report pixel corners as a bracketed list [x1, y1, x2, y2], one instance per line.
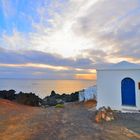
[75, 74, 96, 80]
[0, 63, 69, 71]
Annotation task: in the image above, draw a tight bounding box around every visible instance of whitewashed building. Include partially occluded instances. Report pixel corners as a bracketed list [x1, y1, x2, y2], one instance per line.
[96, 61, 140, 111]
[79, 86, 96, 101]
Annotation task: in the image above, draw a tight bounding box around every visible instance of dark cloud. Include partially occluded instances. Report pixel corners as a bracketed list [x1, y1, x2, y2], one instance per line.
[0, 48, 96, 79]
[0, 64, 87, 79]
[0, 49, 95, 69]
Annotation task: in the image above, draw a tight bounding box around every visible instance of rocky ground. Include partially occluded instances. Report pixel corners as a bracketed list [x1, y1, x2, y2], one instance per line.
[0, 99, 140, 140]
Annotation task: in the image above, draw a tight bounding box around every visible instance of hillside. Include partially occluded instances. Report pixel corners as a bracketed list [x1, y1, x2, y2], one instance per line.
[0, 99, 140, 140]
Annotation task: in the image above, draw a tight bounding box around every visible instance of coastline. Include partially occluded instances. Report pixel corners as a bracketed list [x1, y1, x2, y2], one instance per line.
[0, 89, 79, 107]
[0, 79, 96, 98]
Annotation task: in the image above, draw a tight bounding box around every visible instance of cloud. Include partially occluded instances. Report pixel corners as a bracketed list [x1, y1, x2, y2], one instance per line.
[2, 30, 29, 50]
[0, 59, 95, 79]
[0, 48, 95, 69]
[0, 65, 76, 79]
[2, 0, 140, 64]
[73, 0, 140, 63]
[1, 0, 140, 79]
[1, 0, 98, 58]
[0, 48, 97, 79]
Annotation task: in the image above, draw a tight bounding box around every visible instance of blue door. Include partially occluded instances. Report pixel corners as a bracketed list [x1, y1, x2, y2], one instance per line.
[121, 78, 136, 106]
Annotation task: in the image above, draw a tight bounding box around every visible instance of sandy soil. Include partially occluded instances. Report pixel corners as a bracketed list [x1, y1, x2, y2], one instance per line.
[0, 99, 140, 140]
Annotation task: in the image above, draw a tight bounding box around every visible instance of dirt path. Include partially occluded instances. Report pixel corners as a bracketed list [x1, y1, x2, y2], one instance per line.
[0, 99, 43, 140]
[36, 103, 140, 140]
[0, 99, 140, 140]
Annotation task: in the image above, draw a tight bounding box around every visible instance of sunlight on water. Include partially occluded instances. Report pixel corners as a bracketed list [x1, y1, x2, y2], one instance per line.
[0, 79, 96, 98]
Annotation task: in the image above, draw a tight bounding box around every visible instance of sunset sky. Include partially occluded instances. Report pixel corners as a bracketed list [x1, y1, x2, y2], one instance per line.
[0, 0, 140, 80]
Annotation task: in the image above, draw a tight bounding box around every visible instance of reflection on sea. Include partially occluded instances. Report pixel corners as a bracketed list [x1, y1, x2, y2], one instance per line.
[0, 79, 96, 98]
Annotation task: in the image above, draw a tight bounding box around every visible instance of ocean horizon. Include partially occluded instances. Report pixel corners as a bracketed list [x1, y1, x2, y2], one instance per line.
[0, 79, 96, 98]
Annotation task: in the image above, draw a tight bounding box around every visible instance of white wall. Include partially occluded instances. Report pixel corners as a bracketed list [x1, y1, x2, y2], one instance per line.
[97, 69, 140, 111]
[79, 86, 97, 101]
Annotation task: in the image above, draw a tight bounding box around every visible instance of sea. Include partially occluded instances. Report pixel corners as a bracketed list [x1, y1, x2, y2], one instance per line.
[0, 79, 96, 98]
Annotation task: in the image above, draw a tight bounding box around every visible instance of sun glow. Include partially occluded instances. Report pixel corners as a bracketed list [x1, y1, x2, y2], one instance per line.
[0, 63, 69, 71]
[75, 74, 96, 80]
[42, 25, 94, 58]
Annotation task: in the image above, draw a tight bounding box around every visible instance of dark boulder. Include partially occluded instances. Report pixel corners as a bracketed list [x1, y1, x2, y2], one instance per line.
[0, 90, 16, 100]
[61, 94, 72, 102]
[50, 90, 56, 97]
[56, 99, 64, 104]
[15, 92, 42, 106]
[50, 90, 61, 98]
[71, 92, 79, 102]
[42, 96, 57, 106]
[43, 90, 79, 106]
[46, 97, 58, 106]
[61, 92, 78, 102]
[0, 90, 42, 106]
